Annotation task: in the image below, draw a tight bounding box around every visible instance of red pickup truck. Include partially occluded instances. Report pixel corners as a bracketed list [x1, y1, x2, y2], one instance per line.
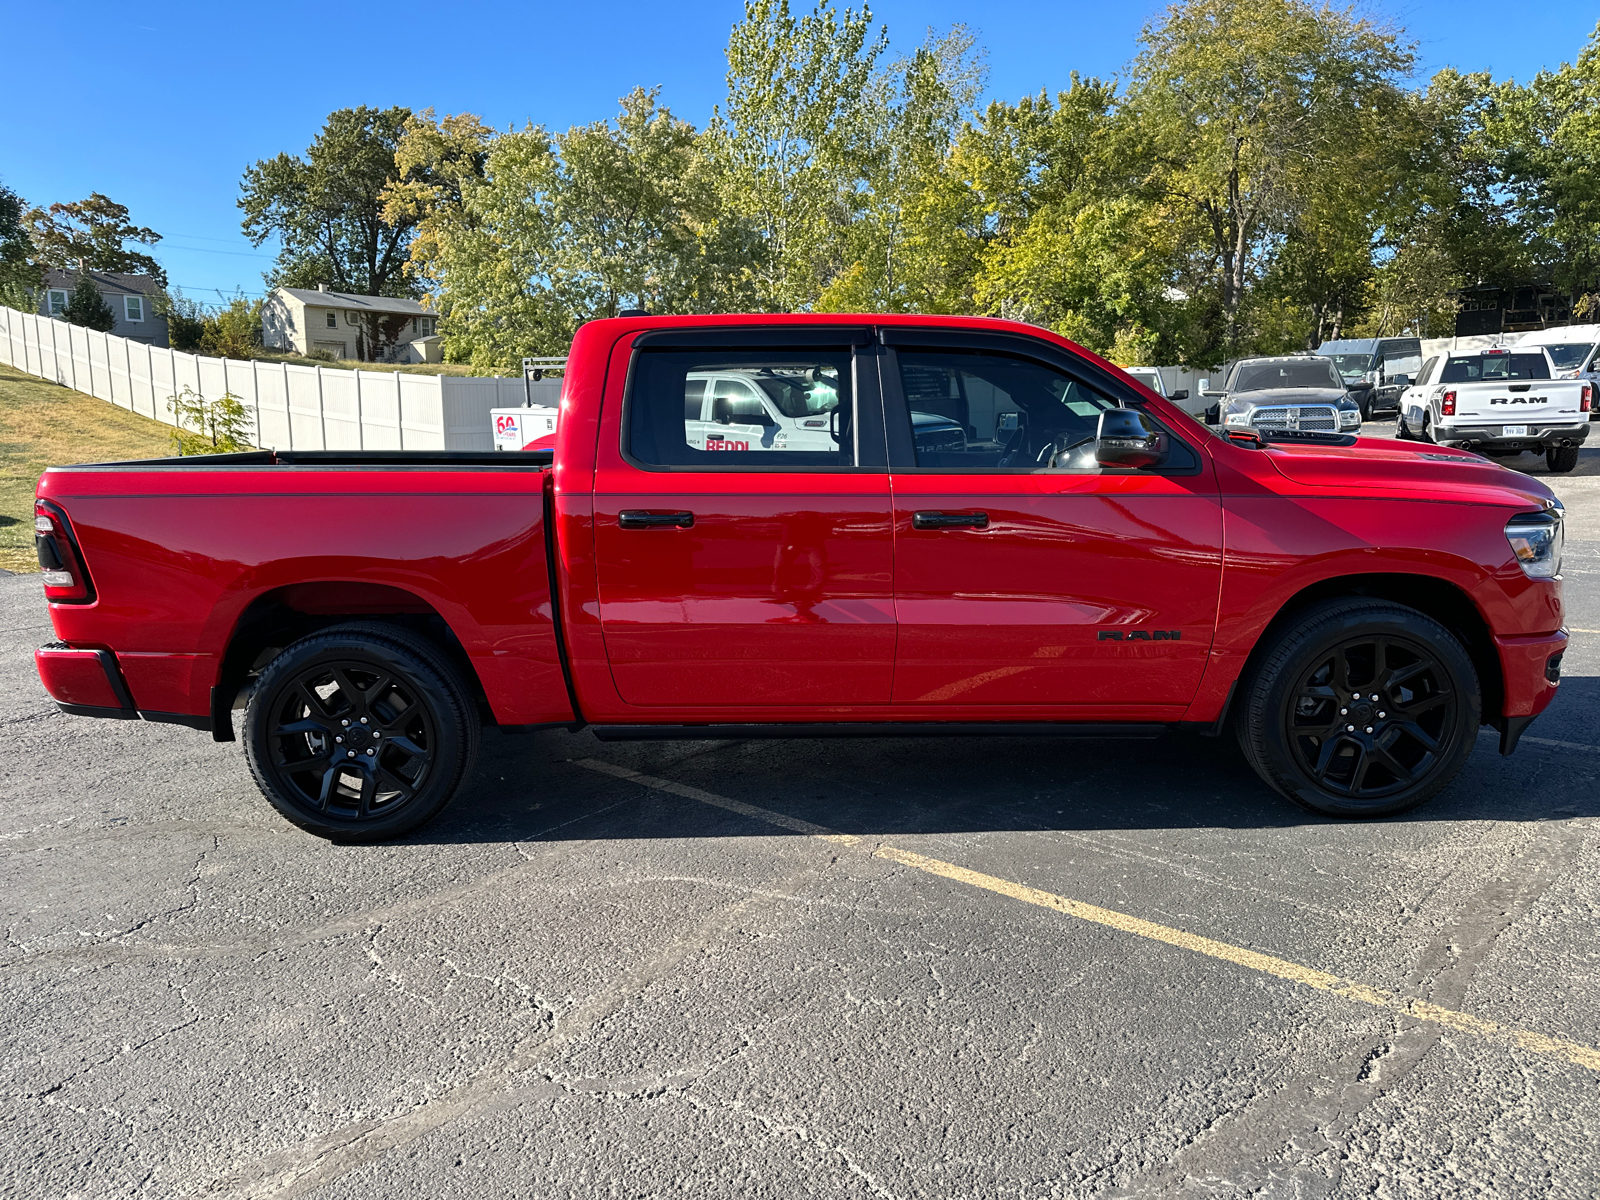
[33, 315, 1568, 839]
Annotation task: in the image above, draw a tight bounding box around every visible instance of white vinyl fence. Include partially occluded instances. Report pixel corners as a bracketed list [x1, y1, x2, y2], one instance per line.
[0, 305, 562, 452]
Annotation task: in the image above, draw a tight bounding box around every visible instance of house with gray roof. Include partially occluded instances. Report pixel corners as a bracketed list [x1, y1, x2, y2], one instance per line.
[262, 285, 441, 364]
[38, 269, 169, 347]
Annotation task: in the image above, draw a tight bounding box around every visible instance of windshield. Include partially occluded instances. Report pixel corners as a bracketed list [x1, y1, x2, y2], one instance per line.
[1232, 360, 1342, 392]
[1328, 353, 1374, 381]
[1439, 353, 1551, 383]
[1541, 343, 1594, 371]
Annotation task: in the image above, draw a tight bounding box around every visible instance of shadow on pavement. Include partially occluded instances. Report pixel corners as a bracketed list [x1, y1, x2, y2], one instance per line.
[418, 677, 1600, 847]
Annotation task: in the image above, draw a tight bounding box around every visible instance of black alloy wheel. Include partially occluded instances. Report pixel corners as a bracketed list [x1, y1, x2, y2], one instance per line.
[245, 624, 479, 840]
[1284, 635, 1455, 802]
[1237, 599, 1479, 817]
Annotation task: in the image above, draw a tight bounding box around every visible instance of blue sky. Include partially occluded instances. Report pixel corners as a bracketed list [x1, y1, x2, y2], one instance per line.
[3, 0, 1595, 301]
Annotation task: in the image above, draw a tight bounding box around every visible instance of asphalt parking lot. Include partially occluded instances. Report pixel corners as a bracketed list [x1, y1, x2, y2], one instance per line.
[3, 437, 1599, 1199]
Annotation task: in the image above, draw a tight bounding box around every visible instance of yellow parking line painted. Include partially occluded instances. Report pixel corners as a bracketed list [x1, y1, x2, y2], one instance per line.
[578, 758, 1600, 1074]
[1567, 628, 1599, 634]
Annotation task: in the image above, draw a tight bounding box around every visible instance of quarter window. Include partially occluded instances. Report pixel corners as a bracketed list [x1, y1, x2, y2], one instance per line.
[627, 348, 855, 468]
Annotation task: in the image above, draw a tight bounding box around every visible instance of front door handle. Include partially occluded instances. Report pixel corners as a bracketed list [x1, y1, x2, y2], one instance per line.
[619, 510, 695, 529]
[913, 510, 988, 530]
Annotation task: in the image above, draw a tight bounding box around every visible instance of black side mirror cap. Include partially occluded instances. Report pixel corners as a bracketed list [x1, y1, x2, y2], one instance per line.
[1096, 409, 1169, 469]
[1168, 389, 1189, 401]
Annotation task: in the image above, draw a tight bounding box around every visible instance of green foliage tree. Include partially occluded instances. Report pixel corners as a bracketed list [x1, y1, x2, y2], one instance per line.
[61, 275, 116, 331]
[25, 193, 165, 284]
[1491, 22, 1600, 310]
[168, 387, 254, 455]
[1116, 0, 1415, 359]
[394, 93, 759, 369]
[198, 294, 263, 359]
[708, 0, 886, 310]
[816, 26, 989, 313]
[241, 106, 424, 359]
[0, 177, 37, 309]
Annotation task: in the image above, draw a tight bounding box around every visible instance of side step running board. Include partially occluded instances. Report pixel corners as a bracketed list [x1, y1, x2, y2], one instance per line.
[590, 722, 1168, 742]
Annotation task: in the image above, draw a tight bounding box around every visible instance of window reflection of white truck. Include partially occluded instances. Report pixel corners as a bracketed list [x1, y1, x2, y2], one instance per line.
[683, 368, 844, 453]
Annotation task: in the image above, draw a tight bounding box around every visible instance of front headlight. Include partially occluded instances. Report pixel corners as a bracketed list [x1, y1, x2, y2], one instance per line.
[1340, 408, 1361, 427]
[1504, 511, 1563, 579]
[1224, 410, 1252, 428]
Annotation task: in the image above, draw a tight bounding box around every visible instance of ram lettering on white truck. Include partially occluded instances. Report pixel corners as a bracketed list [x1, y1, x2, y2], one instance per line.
[1398, 347, 1592, 472]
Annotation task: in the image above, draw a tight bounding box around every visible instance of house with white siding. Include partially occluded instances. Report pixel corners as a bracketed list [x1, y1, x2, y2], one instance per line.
[38, 269, 168, 347]
[261, 285, 441, 363]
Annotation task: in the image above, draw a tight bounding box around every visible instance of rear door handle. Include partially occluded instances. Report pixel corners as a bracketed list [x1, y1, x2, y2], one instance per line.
[912, 510, 988, 530]
[619, 510, 695, 529]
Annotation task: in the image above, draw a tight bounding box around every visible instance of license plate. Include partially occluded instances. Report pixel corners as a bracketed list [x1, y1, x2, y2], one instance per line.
[1502, 425, 1527, 437]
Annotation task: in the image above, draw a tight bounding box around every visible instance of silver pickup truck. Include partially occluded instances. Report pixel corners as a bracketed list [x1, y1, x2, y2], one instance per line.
[1397, 347, 1592, 472]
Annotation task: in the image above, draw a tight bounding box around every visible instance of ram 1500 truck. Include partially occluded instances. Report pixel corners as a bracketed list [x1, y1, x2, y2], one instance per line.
[1397, 346, 1592, 472]
[33, 315, 1569, 840]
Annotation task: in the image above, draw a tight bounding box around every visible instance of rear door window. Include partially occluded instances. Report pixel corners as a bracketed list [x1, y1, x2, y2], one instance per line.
[627, 349, 856, 468]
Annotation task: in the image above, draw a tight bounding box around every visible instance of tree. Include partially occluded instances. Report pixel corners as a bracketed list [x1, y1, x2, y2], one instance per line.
[707, 0, 886, 310]
[61, 275, 116, 331]
[168, 387, 254, 455]
[0, 177, 36, 309]
[394, 94, 759, 369]
[1118, 0, 1415, 358]
[240, 106, 421, 358]
[25, 193, 165, 284]
[1491, 22, 1600, 310]
[816, 26, 989, 313]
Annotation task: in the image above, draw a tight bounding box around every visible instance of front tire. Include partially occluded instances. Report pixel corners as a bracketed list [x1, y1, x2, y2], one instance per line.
[244, 623, 480, 841]
[1546, 445, 1579, 473]
[1236, 599, 1479, 818]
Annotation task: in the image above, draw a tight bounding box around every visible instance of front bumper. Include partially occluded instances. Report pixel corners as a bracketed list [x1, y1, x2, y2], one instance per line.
[1493, 628, 1566, 755]
[1436, 423, 1590, 453]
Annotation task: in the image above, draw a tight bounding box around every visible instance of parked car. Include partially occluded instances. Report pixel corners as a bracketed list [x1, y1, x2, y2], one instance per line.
[1514, 326, 1600, 406]
[1124, 366, 1200, 419]
[34, 314, 1565, 840]
[1204, 355, 1363, 433]
[1397, 346, 1592, 471]
[1317, 336, 1423, 419]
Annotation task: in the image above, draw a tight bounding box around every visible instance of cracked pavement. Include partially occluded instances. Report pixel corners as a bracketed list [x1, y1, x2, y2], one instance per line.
[3, 439, 1599, 1198]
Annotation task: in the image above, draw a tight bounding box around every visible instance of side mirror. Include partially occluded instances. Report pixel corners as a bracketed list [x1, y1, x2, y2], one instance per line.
[1168, 389, 1190, 402]
[1202, 389, 1226, 399]
[1389, 375, 1410, 389]
[712, 396, 734, 425]
[1096, 409, 1168, 469]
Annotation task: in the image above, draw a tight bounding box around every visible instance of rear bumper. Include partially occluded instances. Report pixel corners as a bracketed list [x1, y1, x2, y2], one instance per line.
[1437, 423, 1590, 453]
[35, 643, 212, 730]
[35, 643, 134, 712]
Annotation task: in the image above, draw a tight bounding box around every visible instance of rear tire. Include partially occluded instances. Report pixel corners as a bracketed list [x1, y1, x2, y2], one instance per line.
[1235, 599, 1479, 818]
[244, 623, 480, 841]
[1545, 445, 1579, 473]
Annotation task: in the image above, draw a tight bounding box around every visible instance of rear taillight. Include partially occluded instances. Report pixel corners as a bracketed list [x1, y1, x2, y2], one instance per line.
[1582, 382, 1593, 413]
[34, 501, 94, 603]
[1441, 390, 1456, 416]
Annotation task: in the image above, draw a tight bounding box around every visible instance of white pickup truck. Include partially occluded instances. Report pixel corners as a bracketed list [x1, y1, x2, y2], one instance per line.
[1398, 346, 1592, 472]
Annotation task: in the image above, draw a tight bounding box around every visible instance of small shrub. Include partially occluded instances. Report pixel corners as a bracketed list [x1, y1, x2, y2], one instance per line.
[62, 276, 116, 331]
[168, 387, 255, 455]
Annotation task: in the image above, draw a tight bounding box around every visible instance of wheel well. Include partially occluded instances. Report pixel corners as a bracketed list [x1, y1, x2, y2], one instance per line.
[1234, 573, 1502, 726]
[213, 582, 489, 739]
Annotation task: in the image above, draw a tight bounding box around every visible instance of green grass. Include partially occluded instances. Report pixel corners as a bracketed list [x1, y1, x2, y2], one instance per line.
[0, 362, 176, 573]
